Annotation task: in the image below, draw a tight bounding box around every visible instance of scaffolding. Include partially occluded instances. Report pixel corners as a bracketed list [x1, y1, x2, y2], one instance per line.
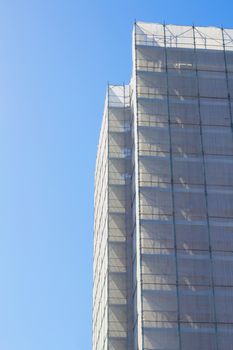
[93, 22, 233, 350]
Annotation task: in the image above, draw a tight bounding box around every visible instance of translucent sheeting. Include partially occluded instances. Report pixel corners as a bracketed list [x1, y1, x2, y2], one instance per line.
[94, 23, 233, 350]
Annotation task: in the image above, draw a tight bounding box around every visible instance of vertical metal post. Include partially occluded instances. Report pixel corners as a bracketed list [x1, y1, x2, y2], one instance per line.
[163, 23, 182, 350]
[222, 27, 233, 138]
[124, 83, 131, 350]
[192, 25, 219, 350]
[107, 83, 110, 350]
[133, 21, 143, 350]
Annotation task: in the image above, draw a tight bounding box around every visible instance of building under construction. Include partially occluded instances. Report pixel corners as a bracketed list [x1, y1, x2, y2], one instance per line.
[93, 22, 233, 350]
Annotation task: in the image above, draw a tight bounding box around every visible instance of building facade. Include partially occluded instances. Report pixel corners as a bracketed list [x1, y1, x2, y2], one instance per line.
[93, 22, 233, 350]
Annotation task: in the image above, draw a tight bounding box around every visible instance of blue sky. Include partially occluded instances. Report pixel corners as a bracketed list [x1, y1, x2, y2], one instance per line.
[0, 0, 233, 349]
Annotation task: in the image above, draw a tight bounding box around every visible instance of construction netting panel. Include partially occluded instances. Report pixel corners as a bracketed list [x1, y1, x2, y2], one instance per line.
[109, 185, 128, 214]
[139, 125, 213, 157]
[109, 158, 131, 186]
[140, 185, 212, 221]
[143, 327, 180, 350]
[137, 71, 167, 98]
[194, 26, 223, 50]
[177, 252, 211, 285]
[139, 156, 171, 186]
[143, 288, 178, 323]
[174, 186, 207, 220]
[107, 85, 132, 350]
[109, 132, 131, 158]
[210, 218, 233, 252]
[196, 49, 225, 71]
[135, 23, 194, 49]
[108, 338, 127, 350]
[217, 326, 233, 350]
[138, 97, 168, 125]
[108, 213, 127, 242]
[205, 156, 233, 186]
[93, 103, 109, 350]
[138, 126, 170, 156]
[169, 97, 199, 125]
[200, 98, 231, 126]
[212, 252, 233, 286]
[175, 222, 209, 251]
[198, 71, 228, 98]
[109, 107, 131, 132]
[165, 25, 194, 49]
[202, 127, 233, 155]
[215, 287, 233, 323]
[141, 219, 174, 252]
[109, 272, 127, 304]
[172, 156, 204, 185]
[167, 47, 195, 70]
[179, 286, 215, 322]
[135, 22, 165, 48]
[134, 24, 233, 350]
[138, 96, 168, 116]
[141, 252, 176, 286]
[108, 241, 126, 273]
[168, 71, 198, 97]
[180, 325, 217, 350]
[171, 126, 202, 155]
[140, 187, 173, 219]
[207, 187, 233, 218]
[109, 304, 127, 337]
[137, 46, 166, 72]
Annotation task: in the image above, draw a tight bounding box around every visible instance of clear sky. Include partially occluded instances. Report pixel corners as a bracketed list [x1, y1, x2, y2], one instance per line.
[0, 0, 233, 349]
